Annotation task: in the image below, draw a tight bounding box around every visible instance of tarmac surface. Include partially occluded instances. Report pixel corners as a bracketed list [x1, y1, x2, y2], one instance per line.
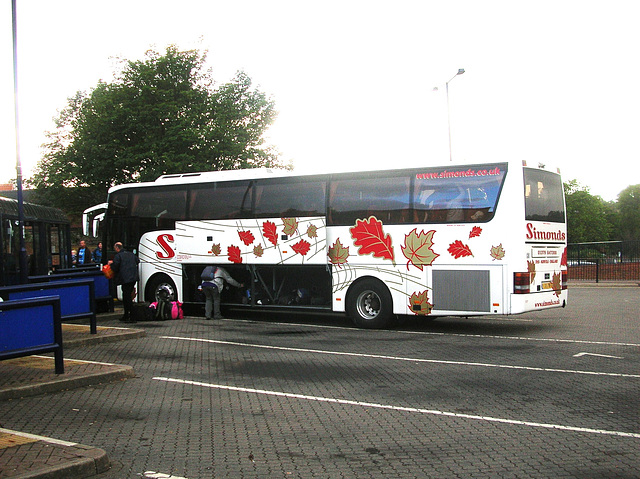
[0, 309, 143, 479]
[0, 281, 637, 478]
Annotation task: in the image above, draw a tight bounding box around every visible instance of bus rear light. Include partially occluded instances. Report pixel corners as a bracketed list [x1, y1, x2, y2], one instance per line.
[562, 270, 568, 290]
[513, 272, 531, 294]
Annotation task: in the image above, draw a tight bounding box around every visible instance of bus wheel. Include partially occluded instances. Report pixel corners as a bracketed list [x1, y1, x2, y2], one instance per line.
[146, 274, 177, 303]
[346, 278, 393, 329]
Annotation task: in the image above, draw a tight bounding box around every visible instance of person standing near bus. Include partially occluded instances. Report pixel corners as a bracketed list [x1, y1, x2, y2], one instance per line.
[76, 240, 92, 265]
[92, 242, 103, 264]
[110, 242, 140, 322]
[199, 265, 244, 320]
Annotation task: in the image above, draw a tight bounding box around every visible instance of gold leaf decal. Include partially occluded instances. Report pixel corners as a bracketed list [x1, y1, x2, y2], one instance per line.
[282, 217, 298, 236]
[490, 244, 505, 261]
[211, 244, 221, 256]
[552, 272, 562, 297]
[401, 229, 439, 270]
[408, 290, 433, 316]
[328, 239, 349, 267]
[307, 224, 318, 239]
[527, 260, 536, 282]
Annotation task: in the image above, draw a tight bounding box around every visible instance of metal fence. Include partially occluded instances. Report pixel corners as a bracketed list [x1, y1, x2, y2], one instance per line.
[567, 240, 640, 282]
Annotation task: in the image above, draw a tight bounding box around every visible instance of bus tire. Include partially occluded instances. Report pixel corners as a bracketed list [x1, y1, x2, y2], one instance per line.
[346, 278, 393, 329]
[146, 274, 177, 303]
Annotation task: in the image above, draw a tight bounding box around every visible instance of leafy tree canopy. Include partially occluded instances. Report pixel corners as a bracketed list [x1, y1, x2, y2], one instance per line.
[29, 46, 286, 216]
[616, 184, 640, 241]
[563, 179, 618, 243]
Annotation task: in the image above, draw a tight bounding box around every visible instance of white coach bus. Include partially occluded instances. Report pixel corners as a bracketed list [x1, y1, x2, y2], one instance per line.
[85, 161, 567, 328]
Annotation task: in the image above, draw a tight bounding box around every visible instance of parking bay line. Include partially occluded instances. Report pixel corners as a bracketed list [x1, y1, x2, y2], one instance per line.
[160, 336, 640, 379]
[152, 377, 640, 440]
[226, 318, 640, 348]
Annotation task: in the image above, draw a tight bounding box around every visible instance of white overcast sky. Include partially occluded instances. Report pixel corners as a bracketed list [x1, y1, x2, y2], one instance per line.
[1, 0, 639, 201]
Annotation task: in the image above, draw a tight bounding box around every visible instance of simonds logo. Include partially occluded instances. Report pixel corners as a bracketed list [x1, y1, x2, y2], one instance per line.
[155, 233, 175, 259]
[526, 223, 566, 241]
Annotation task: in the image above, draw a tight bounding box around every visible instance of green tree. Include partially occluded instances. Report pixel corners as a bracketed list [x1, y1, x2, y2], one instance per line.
[29, 46, 285, 215]
[617, 184, 640, 241]
[564, 180, 618, 243]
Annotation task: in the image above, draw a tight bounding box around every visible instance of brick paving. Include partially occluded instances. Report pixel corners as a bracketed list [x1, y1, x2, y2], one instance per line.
[0, 324, 142, 401]
[0, 429, 111, 478]
[0, 286, 638, 478]
[0, 314, 141, 478]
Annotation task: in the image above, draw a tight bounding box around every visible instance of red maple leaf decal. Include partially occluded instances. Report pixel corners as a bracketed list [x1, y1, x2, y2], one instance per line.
[238, 230, 255, 246]
[469, 226, 482, 239]
[350, 216, 395, 263]
[448, 240, 473, 259]
[227, 245, 243, 264]
[291, 239, 311, 256]
[561, 247, 567, 267]
[263, 221, 278, 246]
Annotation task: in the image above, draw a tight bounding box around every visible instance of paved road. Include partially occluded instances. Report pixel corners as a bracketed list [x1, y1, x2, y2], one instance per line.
[1, 287, 638, 478]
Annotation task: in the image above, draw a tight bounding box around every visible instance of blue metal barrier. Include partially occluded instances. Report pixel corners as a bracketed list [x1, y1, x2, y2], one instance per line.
[0, 279, 97, 334]
[29, 270, 113, 312]
[0, 296, 64, 374]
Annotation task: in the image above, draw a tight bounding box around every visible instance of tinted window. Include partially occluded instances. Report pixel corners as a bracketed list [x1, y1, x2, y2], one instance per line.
[524, 168, 565, 223]
[414, 166, 506, 223]
[254, 179, 326, 218]
[107, 191, 128, 217]
[189, 181, 252, 220]
[329, 175, 411, 225]
[130, 188, 187, 230]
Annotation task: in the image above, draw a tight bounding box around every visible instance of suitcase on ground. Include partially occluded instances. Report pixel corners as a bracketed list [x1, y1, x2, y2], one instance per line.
[131, 302, 153, 321]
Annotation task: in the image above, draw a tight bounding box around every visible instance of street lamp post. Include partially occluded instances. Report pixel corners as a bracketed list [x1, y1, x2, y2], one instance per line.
[443, 68, 465, 162]
[12, 0, 28, 284]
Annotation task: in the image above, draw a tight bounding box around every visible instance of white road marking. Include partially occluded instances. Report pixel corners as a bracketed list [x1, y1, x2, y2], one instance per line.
[142, 472, 191, 479]
[33, 355, 121, 366]
[0, 427, 77, 447]
[574, 352, 624, 359]
[400, 330, 640, 348]
[225, 318, 640, 348]
[152, 377, 640, 439]
[160, 336, 640, 379]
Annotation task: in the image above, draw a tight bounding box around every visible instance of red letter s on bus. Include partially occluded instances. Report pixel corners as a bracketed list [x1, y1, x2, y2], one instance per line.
[525, 223, 534, 240]
[156, 234, 175, 260]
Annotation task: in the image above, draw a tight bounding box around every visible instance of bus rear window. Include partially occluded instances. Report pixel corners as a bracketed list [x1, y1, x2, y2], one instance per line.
[523, 168, 565, 223]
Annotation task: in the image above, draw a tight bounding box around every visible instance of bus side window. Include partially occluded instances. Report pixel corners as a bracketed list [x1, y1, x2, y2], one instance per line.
[328, 176, 410, 225]
[189, 182, 252, 220]
[254, 179, 326, 218]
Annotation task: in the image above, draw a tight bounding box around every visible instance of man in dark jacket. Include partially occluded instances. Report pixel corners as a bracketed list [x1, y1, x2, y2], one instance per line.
[110, 242, 140, 322]
[76, 240, 92, 266]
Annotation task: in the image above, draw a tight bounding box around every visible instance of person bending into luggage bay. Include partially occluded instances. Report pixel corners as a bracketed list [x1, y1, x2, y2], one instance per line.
[110, 242, 140, 322]
[199, 265, 243, 320]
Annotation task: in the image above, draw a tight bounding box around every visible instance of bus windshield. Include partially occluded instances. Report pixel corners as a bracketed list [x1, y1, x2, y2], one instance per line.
[523, 168, 565, 223]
